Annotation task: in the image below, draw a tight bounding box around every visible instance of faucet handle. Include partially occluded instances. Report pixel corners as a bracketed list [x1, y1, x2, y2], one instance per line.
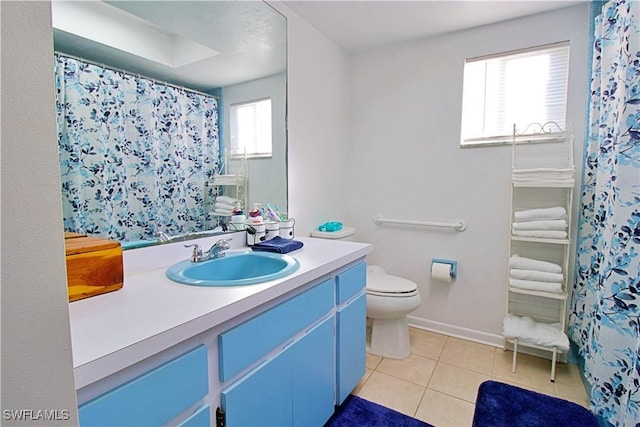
[184, 244, 202, 262]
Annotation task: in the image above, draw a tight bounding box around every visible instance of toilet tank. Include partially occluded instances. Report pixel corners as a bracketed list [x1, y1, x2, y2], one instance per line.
[310, 227, 356, 241]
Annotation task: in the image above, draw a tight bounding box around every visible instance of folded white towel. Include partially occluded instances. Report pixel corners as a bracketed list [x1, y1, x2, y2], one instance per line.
[514, 207, 567, 222]
[216, 196, 239, 205]
[512, 230, 568, 239]
[509, 269, 564, 283]
[509, 278, 563, 294]
[214, 202, 236, 211]
[214, 208, 233, 215]
[503, 314, 569, 352]
[510, 255, 563, 273]
[512, 220, 567, 231]
[512, 178, 575, 186]
[512, 168, 575, 174]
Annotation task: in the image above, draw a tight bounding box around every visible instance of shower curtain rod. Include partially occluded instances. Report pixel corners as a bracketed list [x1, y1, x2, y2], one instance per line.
[54, 51, 219, 100]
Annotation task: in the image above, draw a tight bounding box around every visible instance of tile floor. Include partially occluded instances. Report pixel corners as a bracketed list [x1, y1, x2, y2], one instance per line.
[353, 327, 591, 427]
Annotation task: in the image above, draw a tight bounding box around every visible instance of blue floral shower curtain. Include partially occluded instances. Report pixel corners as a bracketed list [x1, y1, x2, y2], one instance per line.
[569, 1, 640, 426]
[55, 56, 220, 242]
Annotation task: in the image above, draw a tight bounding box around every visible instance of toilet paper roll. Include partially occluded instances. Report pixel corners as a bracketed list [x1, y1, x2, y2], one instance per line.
[431, 262, 453, 283]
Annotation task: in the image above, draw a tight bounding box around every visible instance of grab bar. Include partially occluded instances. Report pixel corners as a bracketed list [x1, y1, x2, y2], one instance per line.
[374, 215, 467, 232]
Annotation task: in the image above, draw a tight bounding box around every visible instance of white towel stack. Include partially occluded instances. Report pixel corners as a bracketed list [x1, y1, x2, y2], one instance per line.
[213, 196, 240, 216]
[503, 313, 569, 352]
[512, 207, 568, 239]
[512, 168, 575, 186]
[509, 254, 564, 294]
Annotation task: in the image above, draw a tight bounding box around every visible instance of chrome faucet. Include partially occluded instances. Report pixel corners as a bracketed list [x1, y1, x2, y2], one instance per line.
[185, 239, 231, 263]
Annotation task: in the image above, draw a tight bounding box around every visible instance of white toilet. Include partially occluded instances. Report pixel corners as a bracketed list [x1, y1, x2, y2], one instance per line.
[310, 227, 421, 359]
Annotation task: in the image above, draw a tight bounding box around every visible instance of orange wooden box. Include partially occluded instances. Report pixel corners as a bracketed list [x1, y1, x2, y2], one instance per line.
[64, 232, 123, 302]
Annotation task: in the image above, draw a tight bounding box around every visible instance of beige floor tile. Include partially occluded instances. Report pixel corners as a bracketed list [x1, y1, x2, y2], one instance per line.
[355, 371, 426, 417]
[429, 362, 491, 403]
[439, 337, 496, 375]
[376, 353, 437, 387]
[492, 348, 556, 394]
[409, 328, 447, 360]
[352, 368, 373, 395]
[415, 389, 475, 427]
[366, 352, 382, 369]
[553, 363, 590, 400]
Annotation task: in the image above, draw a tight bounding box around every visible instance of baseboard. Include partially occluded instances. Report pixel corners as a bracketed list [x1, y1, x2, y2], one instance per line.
[407, 315, 504, 348]
[407, 315, 569, 363]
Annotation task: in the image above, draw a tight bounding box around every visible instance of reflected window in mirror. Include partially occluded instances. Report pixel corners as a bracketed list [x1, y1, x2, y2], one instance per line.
[230, 98, 273, 159]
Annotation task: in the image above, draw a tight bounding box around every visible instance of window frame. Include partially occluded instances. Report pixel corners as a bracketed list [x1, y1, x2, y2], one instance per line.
[228, 97, 273, 159]
[460, 41, 570, 147]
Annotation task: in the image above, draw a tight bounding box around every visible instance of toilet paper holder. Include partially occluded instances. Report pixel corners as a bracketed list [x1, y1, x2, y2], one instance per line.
[431, 258, 457, 279]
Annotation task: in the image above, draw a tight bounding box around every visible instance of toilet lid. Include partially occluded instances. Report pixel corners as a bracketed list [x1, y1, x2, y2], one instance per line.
[366, 273, 418, 294]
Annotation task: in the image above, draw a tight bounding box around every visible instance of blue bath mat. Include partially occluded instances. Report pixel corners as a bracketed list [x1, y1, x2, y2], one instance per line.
[472, 380, 598, 427]
[324, 395, 433, 427]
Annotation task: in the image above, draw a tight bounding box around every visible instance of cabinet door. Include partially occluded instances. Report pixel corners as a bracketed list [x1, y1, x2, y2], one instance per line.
[292, 316, 335, 426]
[78, 346, 208, 427]
[336, 293, 366, 404]
[221, 347, 293, 427]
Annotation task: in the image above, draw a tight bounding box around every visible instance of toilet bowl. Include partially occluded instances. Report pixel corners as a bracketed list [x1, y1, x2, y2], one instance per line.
[310, 227, 421, 359]
[366, 265, 421, 359]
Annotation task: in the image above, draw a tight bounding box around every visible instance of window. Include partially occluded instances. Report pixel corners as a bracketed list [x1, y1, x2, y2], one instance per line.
[461, 42, 570, 146]
[229, 98, 272, 158]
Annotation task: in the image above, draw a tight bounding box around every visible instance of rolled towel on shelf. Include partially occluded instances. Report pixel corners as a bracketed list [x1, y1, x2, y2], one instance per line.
[510, 254, 562, 273]
[509, 278, 563, 294]
[503, 314, 569, 352]
[214, 202, 236, 211]
[512, 219, 567, 231]
[216, 196, 239, 205]
[514, 206, 567, 222]
[509, 269, 564, 283]
[512, 230, 568, 239]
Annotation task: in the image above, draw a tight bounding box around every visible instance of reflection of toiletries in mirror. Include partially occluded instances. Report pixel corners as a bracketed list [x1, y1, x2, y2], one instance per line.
[249, 203, 263, 224]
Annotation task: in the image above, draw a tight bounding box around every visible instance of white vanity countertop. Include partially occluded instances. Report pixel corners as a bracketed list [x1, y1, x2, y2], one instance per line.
[68, 235, 372, 389]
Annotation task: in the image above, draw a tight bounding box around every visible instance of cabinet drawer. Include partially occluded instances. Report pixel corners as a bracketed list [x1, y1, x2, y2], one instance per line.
[336, 262, 366, 305]
[219, 278, 334, 381]
[78, 346, 208, 427]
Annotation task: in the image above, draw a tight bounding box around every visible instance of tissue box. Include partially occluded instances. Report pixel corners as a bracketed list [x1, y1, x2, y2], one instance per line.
[64, 233, 123, 302]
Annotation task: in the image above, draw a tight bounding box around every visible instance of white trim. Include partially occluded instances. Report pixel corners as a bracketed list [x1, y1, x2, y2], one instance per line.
[407, 315, 569, 362]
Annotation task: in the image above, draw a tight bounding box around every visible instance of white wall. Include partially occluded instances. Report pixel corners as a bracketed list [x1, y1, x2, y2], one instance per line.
[346, 5, 590, 345]
[270, 2, 352, 236]
[222, 73, 288, 213]
[0, 1, 79, 424]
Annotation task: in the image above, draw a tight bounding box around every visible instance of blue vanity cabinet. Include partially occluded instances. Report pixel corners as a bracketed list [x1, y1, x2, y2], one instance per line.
[292, 316, 336, 426]
[219, 279, 336, 427]
[336, 263, 367, 404]
[221, 316, 335, 427]
[78, 345, 209, 427]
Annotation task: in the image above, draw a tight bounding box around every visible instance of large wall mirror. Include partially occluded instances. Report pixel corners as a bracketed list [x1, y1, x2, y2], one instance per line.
[52, 1, 287, 248]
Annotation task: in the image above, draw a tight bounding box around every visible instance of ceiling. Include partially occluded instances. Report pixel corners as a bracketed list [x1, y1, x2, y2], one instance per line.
[282, 0, 586, 54]
[52, 1, 287, 91]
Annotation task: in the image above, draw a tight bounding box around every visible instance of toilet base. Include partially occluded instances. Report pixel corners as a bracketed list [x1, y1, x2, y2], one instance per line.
[368, 316, 411, 359]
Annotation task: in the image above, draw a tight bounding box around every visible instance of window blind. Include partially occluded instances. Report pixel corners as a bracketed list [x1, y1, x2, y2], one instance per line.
[461, 42, 570, 146]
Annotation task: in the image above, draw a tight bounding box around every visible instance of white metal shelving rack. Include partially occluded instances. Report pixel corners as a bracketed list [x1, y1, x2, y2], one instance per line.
[505, 122, 574, 382]
[210, 150, 248, 217]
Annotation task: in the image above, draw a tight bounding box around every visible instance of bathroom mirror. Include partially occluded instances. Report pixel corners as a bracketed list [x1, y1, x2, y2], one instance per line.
[52, 0, 287, 247]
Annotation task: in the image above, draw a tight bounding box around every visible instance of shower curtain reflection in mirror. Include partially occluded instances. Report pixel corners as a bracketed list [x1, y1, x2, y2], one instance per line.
[55, 55, 221, 242]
